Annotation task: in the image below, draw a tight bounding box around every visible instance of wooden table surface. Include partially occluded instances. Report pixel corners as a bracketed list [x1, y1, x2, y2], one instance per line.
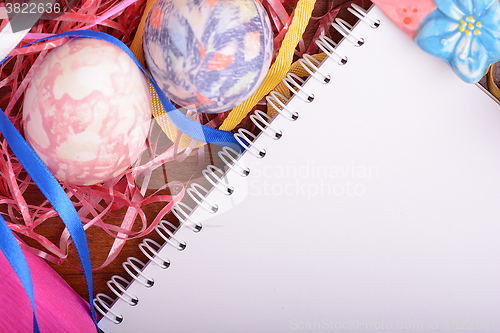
[1, 0, 499, 320]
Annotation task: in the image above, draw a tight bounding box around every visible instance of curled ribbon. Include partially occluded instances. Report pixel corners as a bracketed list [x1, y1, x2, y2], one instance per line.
[0, 106, 99, 332]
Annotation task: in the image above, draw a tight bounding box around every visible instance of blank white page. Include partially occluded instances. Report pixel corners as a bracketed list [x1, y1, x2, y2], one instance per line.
[99, 6, 500, 333]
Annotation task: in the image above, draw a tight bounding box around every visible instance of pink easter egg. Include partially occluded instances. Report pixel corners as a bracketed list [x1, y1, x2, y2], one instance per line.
[23, 38, 152, 186]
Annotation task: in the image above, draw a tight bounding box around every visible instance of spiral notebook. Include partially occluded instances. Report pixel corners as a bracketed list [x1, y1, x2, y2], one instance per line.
[97, 4, 500, 333]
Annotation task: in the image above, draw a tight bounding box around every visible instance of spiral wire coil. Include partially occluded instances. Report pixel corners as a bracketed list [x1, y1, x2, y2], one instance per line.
[94, 3, 379, 323]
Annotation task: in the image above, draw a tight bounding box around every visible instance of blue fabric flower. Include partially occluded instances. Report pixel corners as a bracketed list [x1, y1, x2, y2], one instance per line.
[415, 0, 500, 83]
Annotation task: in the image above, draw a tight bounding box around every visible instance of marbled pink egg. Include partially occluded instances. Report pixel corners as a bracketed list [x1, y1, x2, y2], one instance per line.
[23, 38, 152, 186]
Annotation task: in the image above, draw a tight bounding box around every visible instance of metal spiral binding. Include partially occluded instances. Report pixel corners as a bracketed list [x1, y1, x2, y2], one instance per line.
[283, 73, 315, 103]
[187, 182, 219, 213]
[315, 35, 348, 65]
[298, 54, 331, 84]
[122, 257, 154, 287]
[94, 3, 379, 324]
[267, 91, 299, 121]
[218, 146, 251, 176]
[250, 110, 283, 139]
[139, 238, 170, 269]
[333, 18, 365, 46]
[156, 219, 187, 251]
[202, 165, 235, 195]
[172, 202, 203, 232]
[107, 276, 139, 306]
[94, 294, 123, 324]
[348, 4, 381, 29]
[234, 128, 267, 158]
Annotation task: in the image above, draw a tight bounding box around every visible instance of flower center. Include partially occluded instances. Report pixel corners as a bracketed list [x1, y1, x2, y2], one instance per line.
[459, 15, 481, 36]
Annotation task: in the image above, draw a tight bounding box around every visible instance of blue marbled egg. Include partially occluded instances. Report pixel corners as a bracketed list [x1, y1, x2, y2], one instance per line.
[143, 0, 273, 113]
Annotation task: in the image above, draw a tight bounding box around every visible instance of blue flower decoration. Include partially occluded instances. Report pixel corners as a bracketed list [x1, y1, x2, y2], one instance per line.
[415, 0, 500, 83]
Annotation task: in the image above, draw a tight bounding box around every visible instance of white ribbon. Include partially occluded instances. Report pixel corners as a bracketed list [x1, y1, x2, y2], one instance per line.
[0, 23, 31, 61]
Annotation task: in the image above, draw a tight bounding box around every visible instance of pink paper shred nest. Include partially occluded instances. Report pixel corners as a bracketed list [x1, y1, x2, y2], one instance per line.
[0, 0, 361, 268]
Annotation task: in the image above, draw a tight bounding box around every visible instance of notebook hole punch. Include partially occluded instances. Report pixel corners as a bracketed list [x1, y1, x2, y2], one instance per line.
[299, 55, 331, 84]
[107, 276, 139, 306]
[95, 294, 123, 324]
[156, 220, 187, 251]
[267, 92, 299, 121]
[172, 202, 203, 232]
[218, 146, 251, 177]
[332, 18, 364, 46]
[123, 257, 154, 288]
[187, 183, 218, 213]
[348, 3, 380, 29]
[283, 73, 315, 103]
[139, 239, 171, 268]
[202, 165, 235, 195]
[315, 35, 348, 66]
[250, 110, 283, 140]
[235, 129, 266, 159]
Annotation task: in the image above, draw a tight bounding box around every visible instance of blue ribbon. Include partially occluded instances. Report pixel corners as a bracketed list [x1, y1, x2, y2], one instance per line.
[0, 108, 99, 332]
[0, 27, 243, 333]
[0, 215, 40, 333]
[1, 30, 243, 152]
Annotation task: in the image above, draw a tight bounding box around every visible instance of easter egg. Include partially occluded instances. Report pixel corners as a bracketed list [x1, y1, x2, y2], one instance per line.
[143, 0, 273, 113]
[23, 38, 152, 186]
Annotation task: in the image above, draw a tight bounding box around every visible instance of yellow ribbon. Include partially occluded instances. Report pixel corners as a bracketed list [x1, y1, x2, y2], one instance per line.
[220, 0, 317, 131]
[131, 0, 316, 147]
[267, 52, 326, 118]
[130, 0, 156, 67]
[131, 0, 207, 148]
